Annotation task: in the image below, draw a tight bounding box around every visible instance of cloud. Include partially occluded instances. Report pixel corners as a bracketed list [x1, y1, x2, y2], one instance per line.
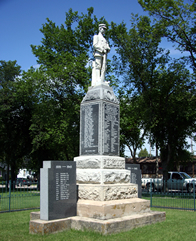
[33, 64, 41, 69]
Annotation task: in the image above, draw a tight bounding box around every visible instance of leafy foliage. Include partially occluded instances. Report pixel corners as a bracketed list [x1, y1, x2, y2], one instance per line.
[0, 60, 33, 182]
[138, 148, 149, 158]
[0, 8, 114, 177]
[26, 8, 111, 171]
[138, 0, 196, 72]
[111, 15, 196, 180]
[119, 90, 148, 161]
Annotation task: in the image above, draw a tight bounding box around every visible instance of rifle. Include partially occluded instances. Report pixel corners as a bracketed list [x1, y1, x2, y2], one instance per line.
[100, 52, 107, 82]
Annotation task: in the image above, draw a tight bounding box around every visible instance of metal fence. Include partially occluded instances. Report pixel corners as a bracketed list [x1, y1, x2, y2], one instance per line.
[1, 179, 196, 212]
[142, 179, 196, 211]
[0, 180, 40, 213]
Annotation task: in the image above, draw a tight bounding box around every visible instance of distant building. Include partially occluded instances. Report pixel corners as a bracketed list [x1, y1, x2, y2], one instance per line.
[0, 164, 35, 181]
[126, 156, 196, 178]
[17, 169, 35, 179]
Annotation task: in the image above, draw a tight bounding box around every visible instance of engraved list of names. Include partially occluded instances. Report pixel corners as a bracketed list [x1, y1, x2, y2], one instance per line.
[103, 103, 119, 155]
[55, 171, 70, 201]
[81, 104, 99, 155]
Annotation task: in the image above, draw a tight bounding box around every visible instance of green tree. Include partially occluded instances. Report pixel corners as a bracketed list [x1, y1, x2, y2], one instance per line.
[138, 0, 196, 72]
[0, 60, 21, 84]
[119, 90, 148, 161]
[111, 15, 196, 181]
[0, 60, 33, 183]
[138, 148, 149, 158]
[25, 8, 112, 172]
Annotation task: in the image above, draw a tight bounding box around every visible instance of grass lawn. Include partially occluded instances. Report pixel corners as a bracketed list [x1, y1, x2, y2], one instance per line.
[143, 196, 196, 210]
[0, 191, 40, 212]
[0, 208, 196, 241]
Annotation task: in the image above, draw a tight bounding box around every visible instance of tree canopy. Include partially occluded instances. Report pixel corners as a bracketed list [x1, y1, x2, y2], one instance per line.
[0, 60, 33, 183]
[0, 8, 112, 178]
[25, 8, 112, 172]
[111, 13, 196, 180]
[138, 0, 196, 72]
[138, 148, 149, 158]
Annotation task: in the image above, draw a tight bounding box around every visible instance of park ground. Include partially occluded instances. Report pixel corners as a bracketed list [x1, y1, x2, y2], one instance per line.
[0, 208, 196, 241]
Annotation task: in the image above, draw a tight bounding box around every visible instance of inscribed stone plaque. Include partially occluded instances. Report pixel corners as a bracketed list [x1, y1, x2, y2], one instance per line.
[103, 103, 119, 155]
[80, 103, 99, 155]
[40, 161, 76, 220]
[126, 164, 142, 198]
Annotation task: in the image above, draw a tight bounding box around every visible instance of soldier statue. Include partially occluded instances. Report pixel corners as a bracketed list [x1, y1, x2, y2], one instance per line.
[92, 24, 110, 86]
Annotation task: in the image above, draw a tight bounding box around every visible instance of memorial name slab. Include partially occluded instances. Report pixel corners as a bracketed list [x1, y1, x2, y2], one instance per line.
[103, 103, 119, 155]
[40, 161, 76, 220]
[80, 88, 120, 157]
[81, 103, 99, 155]
[126, 164, 142, 198]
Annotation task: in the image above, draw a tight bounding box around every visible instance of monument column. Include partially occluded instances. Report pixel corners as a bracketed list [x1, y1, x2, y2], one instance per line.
[74, 23, 138, 203]
[74, 83, 138, 202]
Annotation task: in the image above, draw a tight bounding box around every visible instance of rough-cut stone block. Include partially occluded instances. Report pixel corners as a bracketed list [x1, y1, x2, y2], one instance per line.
[77, 198, 151, 220]
[77, 170, 101, 184]
[74, 155, 125, 169]
[30, 211, 40, 220]
[76, 157, 101, 169]
[29, 218, 71, 235]
[103, 170, 130, 184]
[78, 184, 138, 201]
[71, 211, 166, 235]
[77, 169, 130, 184]
[102, 157, 125, 169]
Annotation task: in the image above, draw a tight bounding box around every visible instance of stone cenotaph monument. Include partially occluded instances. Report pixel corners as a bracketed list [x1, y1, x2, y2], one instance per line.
[73, 24, 165, 233]
[29, 24, 165, 235]
[75, 23, 137, 202]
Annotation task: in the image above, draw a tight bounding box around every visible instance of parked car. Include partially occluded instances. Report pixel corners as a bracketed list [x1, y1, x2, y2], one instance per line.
[142, 172, 196, 193]
[16, 178, 31, 186]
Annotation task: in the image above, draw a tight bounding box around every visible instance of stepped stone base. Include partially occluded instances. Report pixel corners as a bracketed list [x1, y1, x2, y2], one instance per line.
[71, 211, 166, 235]
[29, 198, 166, 235]
[77, 198, 151, 220]
[29, 211, 165, 235]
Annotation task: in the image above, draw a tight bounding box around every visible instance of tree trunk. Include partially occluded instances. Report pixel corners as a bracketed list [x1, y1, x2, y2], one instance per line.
[155, 144, 159, 177]
[161, 144, 171, 192]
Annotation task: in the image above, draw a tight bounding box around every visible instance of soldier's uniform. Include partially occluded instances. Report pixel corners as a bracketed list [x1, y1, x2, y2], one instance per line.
[92, 24, 110, 86]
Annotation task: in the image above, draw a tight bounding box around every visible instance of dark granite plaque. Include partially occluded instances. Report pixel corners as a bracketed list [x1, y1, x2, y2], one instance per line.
[40, 161, 76, 220]
[103, 103, 119, 155]
[80, 103, 99, 155]
[126, 164, 142, 198]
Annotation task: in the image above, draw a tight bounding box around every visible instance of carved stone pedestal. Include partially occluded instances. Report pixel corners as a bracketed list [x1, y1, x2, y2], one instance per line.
[75, 155, 138, 201]
[77, 184, 137, 201]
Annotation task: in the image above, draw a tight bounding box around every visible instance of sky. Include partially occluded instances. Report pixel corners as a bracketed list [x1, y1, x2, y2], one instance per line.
[0, 0, 146, 71]
[0, 0, 195, 157]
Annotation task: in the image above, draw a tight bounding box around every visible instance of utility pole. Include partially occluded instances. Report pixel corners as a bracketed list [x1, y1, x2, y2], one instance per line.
[156, 144, 159, 178]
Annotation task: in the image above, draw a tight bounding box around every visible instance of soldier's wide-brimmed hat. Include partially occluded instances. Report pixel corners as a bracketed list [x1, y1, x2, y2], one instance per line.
[99, 23, 107, 29]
